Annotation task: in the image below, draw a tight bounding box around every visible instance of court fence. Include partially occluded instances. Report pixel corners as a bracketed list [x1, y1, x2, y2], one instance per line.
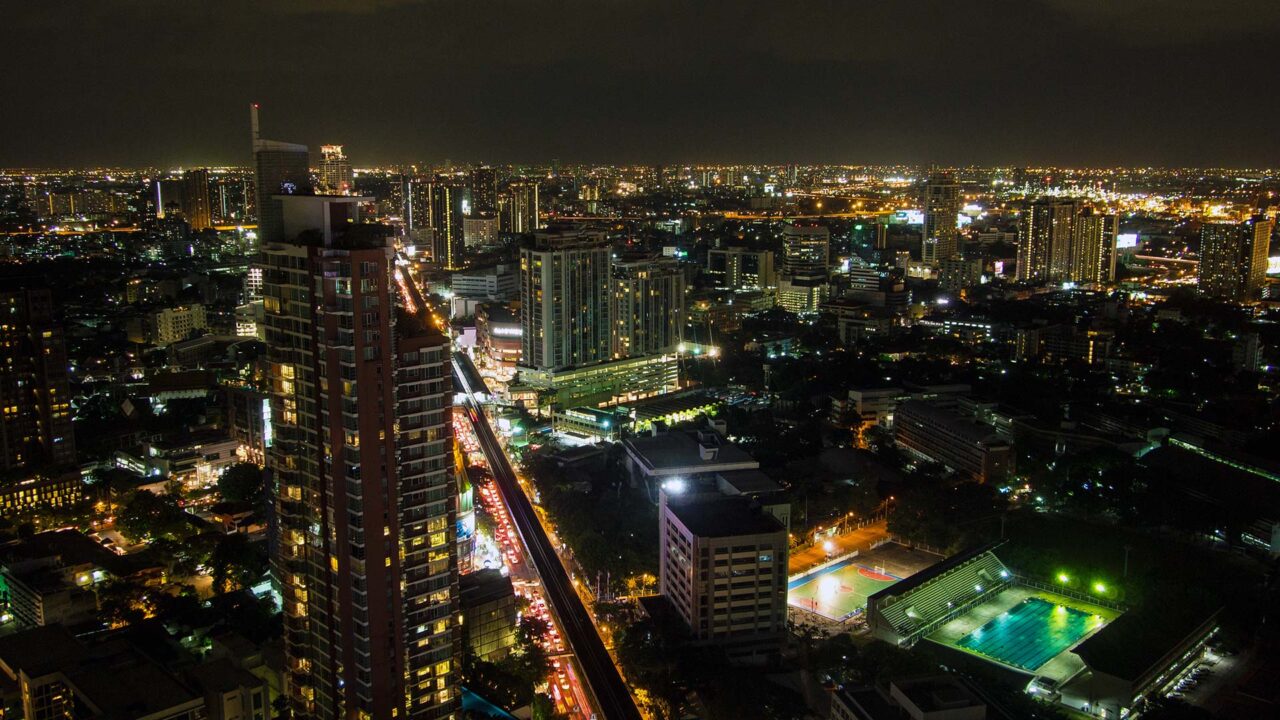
[789, 549, 858, 584]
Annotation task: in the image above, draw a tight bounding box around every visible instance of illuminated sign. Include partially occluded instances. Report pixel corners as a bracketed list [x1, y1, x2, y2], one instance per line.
[1268, 256, 1280, 275]
[1116, 233, 1139, 249]
[491, 326, 522, 338]
[893, 210, 925, 225]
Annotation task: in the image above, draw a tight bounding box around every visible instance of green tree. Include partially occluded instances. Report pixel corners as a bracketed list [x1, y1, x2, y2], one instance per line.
[208, 533, 269, 593]
[118, 490, 188, 542]
[218, 463, 265, 503]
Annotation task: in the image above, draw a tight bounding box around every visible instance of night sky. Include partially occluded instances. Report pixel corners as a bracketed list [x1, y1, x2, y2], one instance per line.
[4, 0, 1278, 168]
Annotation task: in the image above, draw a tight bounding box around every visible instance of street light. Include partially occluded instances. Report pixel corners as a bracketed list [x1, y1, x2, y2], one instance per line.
[1057, 573, 1069, 585]
[1093, 582, 1106, 594]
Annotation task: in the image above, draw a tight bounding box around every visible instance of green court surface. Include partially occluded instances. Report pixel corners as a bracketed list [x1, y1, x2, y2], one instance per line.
[956, 597, 1108, 671]
[788, 561, 898, 620]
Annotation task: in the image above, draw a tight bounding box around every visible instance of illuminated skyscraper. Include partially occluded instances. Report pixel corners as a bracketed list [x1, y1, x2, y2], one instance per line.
[922, 173, 961, 263]
[519, 228, 612, 370]
[0, 282, 75, 473]
[261, 195, 460, 720]
[499, 180, 540, 234]
[778, 224, 829, 312]
[1071, 208, 1119, 284]
[611, 256, 685, 358]
[1199, 216, 1274, 301]
[429, 180, 467, 269]
[251, 104, 312, 244]
[181, 168, 213, 230]
[318, 145, 354, 195]
[1016, 199, 1077, 283]
[470, 166, 497, 214]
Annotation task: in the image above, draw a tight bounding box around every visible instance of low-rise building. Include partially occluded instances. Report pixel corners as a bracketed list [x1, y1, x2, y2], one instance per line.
[516, 353, 679, 410]
[0, 472, 82, 517]
[831, 675, 987, 720]
[459, 569, 518, 662]
[0, 624, 272, 720]
[895, 401, 1014, 482]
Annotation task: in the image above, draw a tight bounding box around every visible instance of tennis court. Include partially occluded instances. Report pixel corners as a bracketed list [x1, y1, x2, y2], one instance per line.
[956, 596, 1109, 671]
[788, 559, 899, 620]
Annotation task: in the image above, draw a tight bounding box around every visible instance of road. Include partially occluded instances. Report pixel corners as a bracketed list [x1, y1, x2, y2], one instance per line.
[454, 358, 642, 720]
[789, 521, 889, 576]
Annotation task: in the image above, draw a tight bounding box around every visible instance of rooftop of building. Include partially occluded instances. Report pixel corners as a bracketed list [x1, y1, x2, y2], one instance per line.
[624, 390, 719, 420]
[1073, 605, 1219, 682]
[478, 302, 519, 324]
[623, 429, 757, 476]
[897, 400, 1006, 446]
[714, 469, 782, 496]
[1, 529, 161, 579]
[666, 496, 785, 539]
[0, 625, 203, 719]
[460, 568, 516, 608]
[894, 675, 985, 714]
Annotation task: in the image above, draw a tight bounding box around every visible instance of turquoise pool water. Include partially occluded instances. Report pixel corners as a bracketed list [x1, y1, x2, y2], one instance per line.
[956, 597, 1105, 671]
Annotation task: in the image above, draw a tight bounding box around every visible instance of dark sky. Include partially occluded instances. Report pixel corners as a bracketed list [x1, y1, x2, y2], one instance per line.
[4, 0, 1278, 168]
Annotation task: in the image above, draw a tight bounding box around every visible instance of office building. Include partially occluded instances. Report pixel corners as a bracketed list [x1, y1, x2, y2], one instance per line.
[459, 569, 519, 662]
[707, 247, 776, 290]
[923, 173, 961, 263]
[894, 400, 1014, 483]
[260, 195, 460, 719]
[778, 224, 830, 313]
[182, 168, 213, 230]
[1016, 199, 1077, 283]
[251, 104, 312, 245]
[519, 228, 612, 371]
[0, 284, 76, 474]
[781, 224, 830, 276]
[470, 166, 498, 214]
[318, 144, 353, 195]
[429, 181, 467, 270]
[452, 263, 517, 301]
[938, 257, 983, 293]
[659, 491, 788, 662]
[499, 180, 540, 234]
[611, 256, 685, 358]
[1199, 215, 1273, 302]
[463, 216, 500, 248]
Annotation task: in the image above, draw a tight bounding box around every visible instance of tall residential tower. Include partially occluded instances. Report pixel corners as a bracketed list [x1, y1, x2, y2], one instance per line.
[1199, 216, 1274, 302]
[922, 173, 961, 263]
[261, 195, 460, 720]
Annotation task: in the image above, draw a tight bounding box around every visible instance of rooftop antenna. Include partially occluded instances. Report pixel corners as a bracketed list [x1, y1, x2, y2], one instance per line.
[250, 103, 261, 150]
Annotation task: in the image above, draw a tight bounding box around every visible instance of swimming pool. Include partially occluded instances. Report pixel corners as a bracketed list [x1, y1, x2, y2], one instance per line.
[956, 596, 1107, 671]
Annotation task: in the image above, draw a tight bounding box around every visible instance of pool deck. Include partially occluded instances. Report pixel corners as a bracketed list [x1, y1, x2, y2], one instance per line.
[928, 586, 1121, 682]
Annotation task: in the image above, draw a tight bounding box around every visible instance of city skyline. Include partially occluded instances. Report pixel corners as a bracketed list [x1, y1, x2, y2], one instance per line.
[4, 1, 1280, 168]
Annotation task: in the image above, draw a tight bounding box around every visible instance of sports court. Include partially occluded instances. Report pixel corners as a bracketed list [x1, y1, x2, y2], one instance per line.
[788, 558, 898, 620]
[929, 586, 1121, 679]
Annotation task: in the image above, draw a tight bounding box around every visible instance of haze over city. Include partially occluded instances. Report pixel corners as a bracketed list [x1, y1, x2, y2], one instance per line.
[5, 0, 1280, 166]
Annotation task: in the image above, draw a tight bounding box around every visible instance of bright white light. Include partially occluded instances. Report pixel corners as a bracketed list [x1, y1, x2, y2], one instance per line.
[818, 575, 840, 599]
[662, 477, 687, 495]
[936, 297, 950, 306]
